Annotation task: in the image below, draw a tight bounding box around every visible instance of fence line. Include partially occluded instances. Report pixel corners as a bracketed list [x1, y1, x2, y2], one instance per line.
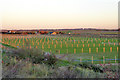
[74, 59, 120, 62]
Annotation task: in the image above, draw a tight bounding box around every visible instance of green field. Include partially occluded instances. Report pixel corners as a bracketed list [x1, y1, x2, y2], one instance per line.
[1, 34, 119, 64]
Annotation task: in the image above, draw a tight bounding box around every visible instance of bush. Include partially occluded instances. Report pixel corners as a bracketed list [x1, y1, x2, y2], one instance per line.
[7, 48, 58, 66]
[49, 65, 106, 78]
[43, 52, 58, 66]
[76, 63, 104, 73]
[19, 63, 52, 78]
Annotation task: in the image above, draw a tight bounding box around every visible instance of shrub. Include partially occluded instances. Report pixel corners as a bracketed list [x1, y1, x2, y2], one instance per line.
[19, 63, 52, 78]
[7, 48, 58, 66]
[76, 63, 104, 73]
[49, 65, 106, 78]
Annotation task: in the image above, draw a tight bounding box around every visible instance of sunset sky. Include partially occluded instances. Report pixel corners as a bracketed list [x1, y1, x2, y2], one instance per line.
[1, 0, 119, 30]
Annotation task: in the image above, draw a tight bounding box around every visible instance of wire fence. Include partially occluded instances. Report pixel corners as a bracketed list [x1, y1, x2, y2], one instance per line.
[74, 59, 120, 62]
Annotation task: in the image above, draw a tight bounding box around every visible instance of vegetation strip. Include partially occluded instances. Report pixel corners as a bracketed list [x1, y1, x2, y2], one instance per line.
[0, 43, 17, 49]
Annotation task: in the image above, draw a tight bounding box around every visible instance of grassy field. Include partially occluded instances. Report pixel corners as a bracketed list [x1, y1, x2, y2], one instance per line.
[1, 34, 119, 64]
[1, 34, 120, 78]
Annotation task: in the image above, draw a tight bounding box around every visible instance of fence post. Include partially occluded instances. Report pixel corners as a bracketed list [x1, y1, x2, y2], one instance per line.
[80, 58, 82, 63]
[99, 44, 100, 47]
[74, 48, 76, 54]
[83, 44, 84, 47]
[42, 45, 44, 49]
[89, 48, 91, 53]
[93, 44, 95, 47]
[110, 47, 112, 52]
[117, 47, 118, 52]
[104, 43, 105, 46]
[59, 50, 60, 54]
[36, 45, 37, 48]
[114, 43, 115, 46]
[96, 48, 98, 53]
[61, 44, 62, 48]
[103, 47, 105, 53]
[92, 56, 93, 64]
[54, 44, 56, 48]
[82, 48, 83, 53]
[103, 56, 105, 64]
[77, 44, 78, 47]
[115, 56, 116, 63]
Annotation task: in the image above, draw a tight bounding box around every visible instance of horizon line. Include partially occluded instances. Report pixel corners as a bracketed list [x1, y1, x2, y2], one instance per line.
[1, 28, 119, 31]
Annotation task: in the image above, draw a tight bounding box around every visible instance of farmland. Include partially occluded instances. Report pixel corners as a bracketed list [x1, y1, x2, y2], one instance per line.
[1, 33, 119, 64]
[1, 30, 120, 78]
